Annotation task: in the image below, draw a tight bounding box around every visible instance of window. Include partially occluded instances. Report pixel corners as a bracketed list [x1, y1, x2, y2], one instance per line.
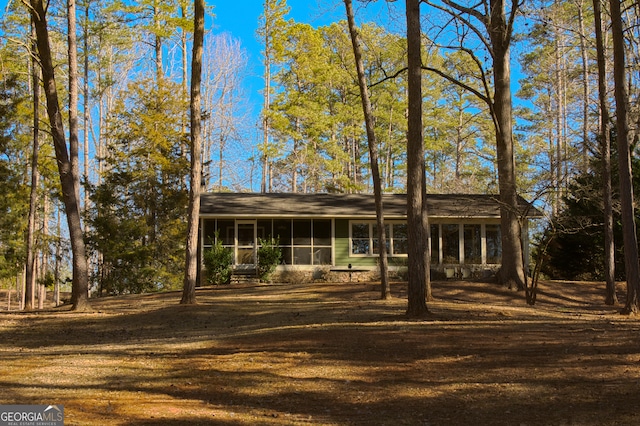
[486, 224, 501, 264]
[392, 223, 408, 255]
[351, 223, 370, 255]
[464, 224, 482, 264]
[350, 221, 408, 257]
[372, 223, 391, 253]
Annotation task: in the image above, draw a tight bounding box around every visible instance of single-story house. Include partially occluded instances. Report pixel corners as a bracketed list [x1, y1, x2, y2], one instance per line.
[199, 192, 542, 281]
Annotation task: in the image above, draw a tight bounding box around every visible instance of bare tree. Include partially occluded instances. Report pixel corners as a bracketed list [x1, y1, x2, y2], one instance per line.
[344, 0, 390, 299]
[181, 0, 204, 305]
[422, 0, 525, 290]
[29, 0, 90, 311]
[201, 34, 248, 191]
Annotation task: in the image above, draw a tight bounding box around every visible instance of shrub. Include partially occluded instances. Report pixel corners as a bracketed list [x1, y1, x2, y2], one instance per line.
[257, 237, 282, 282]
[202, 235, 233, 285]
[277, 268, 311, 284]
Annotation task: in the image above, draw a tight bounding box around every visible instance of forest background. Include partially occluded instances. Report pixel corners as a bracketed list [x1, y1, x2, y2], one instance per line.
[2, 0, 640, 302]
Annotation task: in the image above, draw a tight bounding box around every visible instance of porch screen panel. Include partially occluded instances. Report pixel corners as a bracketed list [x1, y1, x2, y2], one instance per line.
[486, 224, 501, 264]
[442, 224, 460, 263]
[217, 220, 235, 246]
[464, 224, 482, 264]
[313, 219, 332, 265]
[293, 220, 312, 245]
[273, 220, 292, 245]
[314, 248, 332, 265]
[237, 224, 254, 246]
[273, 220, 292, 264]
[281, 247, 293, 265]
[313, 220, 331, 246]
[430, 224, 440, 263]
[292, 220, 312, 265]
[257, 219, 272, 241]
[294, 247, 312, 265]
[203, 220, 216, 246]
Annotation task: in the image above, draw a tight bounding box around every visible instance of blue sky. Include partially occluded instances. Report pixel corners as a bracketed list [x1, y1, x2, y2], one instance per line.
[0, 0, 358, 104]
[208, 0, 350, 122]
[207, 0, 395, 119]
[0, 0, 394, 191]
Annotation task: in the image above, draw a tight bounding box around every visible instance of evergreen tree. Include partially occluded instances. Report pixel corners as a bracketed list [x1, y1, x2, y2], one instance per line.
[89, 78, 189, 295]
[541, 149, 640, 283]
[0, 74, 29, 280]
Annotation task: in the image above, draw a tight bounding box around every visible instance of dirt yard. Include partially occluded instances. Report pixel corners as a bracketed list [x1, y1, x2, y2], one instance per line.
[1, 279, 640, 425]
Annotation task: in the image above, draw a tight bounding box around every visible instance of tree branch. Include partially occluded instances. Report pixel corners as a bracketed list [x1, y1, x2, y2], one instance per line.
[435, 0, 485, 22]
[423, 0, 493, 53]
[369, 66, 408, 89]
[506, 0, 523, 47]
[421, 64, 489, 104]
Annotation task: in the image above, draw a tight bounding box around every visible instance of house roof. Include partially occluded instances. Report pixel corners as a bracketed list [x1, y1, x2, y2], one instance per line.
[200, 192, 543, 219]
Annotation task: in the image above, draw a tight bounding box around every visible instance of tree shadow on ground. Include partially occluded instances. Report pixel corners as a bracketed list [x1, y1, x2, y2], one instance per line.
[1, 280, 640, 425]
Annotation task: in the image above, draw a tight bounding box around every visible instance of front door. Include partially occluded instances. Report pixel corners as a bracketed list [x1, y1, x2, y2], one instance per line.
[236, 221, 257, 268]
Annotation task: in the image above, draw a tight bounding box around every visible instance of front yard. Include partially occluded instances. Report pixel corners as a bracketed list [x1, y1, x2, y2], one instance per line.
[1, 279, 639, 425]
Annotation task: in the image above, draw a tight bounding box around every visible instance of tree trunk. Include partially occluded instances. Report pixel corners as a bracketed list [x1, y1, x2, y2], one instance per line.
[40, 194, 50, 310]
[25, 20, 39, 312]
[405, 0, 429, 317]
[261, 4, 272, 194]
[344, 0, 390, 299]
[489, 0, 525, 290]
[154, 1, 163, 81]
[55, 209, 62, 307]
[69, 0, 81, 203]
[83, 1, 90, 234]
[67, 0, 89, 310]
[30, 0, 90, 311]
[422, 162, 432, 301]
[554, 32, 564, 213]
[609, 0, 640, 314]
[593, 0, 617, 305]
[181, 0, 205, 305]
[576, 0, 591, 170]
